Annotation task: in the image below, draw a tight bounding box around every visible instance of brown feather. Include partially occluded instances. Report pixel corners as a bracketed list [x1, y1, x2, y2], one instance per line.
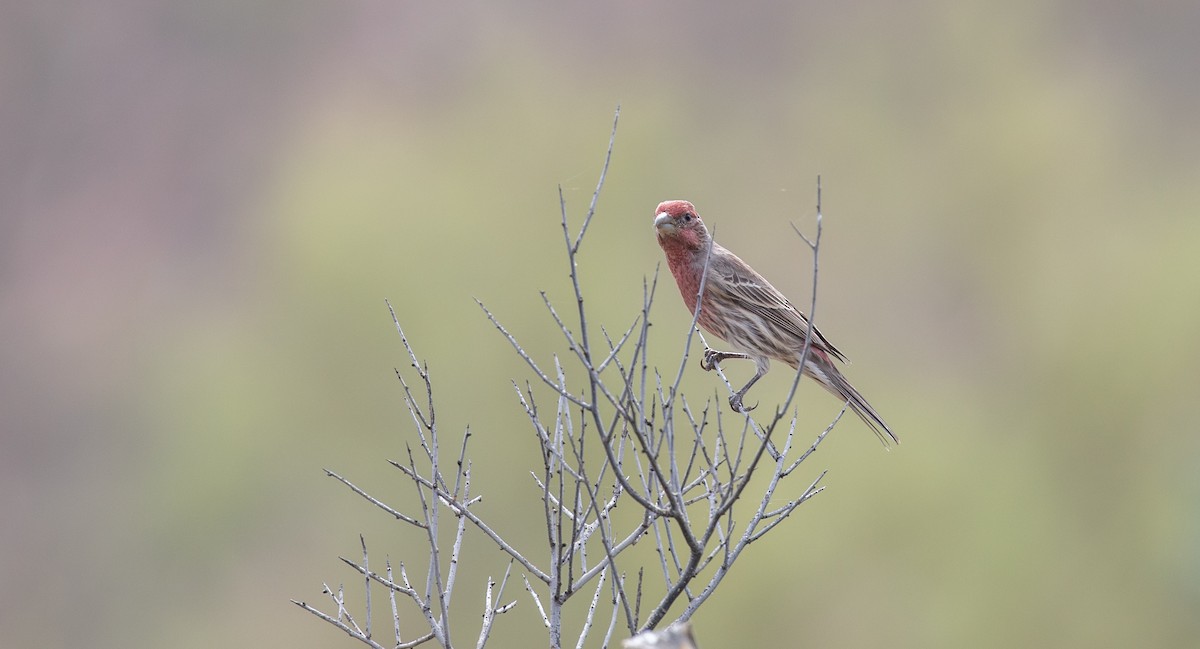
[654, 199, 898, 445]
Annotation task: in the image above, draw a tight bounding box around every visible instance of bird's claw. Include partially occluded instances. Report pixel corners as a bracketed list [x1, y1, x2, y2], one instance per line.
[701, 348, 720, 372]
[729, 395, 757, 413]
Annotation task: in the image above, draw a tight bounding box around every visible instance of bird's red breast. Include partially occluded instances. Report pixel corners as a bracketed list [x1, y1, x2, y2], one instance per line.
[654, 200, 710, 314]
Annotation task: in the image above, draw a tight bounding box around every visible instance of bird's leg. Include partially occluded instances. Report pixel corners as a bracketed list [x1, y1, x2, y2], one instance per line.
[700, 349, 765, 413]
[700, 348, 752, 371]
[729, 368, 766, 413]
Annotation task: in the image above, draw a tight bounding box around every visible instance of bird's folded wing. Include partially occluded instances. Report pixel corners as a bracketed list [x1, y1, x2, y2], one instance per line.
[716, 264, 848, 363]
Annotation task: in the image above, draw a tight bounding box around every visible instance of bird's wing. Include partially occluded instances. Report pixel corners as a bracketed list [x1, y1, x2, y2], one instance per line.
[713, 255, 848, 363]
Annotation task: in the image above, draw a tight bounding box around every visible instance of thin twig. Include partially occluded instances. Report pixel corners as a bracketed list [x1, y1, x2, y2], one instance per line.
[299, 125, 845, 649]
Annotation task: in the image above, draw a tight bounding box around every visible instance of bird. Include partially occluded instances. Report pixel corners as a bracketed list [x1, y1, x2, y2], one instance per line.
[653, 199, 898, 445]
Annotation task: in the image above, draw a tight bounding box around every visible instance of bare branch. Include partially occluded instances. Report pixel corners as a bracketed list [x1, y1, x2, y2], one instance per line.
[299, 121, 850, 649]
[573, 105, 620, 252]
[386, 458, 551, 584]
[623, 622, 698, 649]
[524, 574, 551, 629]
[292, 598, 387, 649]
[476, 561, 517, 649]
[324, 469, 424, 528]
[477, 298, 593, 410]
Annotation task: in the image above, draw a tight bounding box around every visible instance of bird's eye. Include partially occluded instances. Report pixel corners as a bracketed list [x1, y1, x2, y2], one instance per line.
[682, 213, 693, 222]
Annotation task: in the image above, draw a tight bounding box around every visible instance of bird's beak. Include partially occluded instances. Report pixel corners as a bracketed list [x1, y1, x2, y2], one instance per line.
[654, 212, 673, 231]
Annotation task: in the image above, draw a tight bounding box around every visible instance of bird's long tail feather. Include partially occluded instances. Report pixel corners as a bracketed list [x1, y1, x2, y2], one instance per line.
[808, 357, 898, 446]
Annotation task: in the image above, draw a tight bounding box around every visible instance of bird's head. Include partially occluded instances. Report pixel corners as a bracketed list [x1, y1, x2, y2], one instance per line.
[654, 200, 709, 250]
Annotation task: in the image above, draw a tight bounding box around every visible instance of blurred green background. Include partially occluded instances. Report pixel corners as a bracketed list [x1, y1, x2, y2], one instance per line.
[4, 1, 1200, 647]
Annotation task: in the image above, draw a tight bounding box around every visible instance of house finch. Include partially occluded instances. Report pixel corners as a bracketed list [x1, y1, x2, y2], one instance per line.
[654, 199, 898, 445]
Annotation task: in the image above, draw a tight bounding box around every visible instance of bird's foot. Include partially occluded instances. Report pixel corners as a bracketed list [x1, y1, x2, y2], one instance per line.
[701, 348, 721, 371]
[729, 394, 757, 413]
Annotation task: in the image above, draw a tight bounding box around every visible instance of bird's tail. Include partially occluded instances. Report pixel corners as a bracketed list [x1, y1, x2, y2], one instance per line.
[807, 355, 898, 446]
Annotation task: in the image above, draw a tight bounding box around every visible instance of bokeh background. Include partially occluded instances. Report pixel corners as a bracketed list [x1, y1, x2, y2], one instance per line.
[4, 1, 1200, 647]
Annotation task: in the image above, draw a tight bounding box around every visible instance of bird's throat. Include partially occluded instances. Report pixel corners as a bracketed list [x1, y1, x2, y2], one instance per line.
[661, 241, 704, 315]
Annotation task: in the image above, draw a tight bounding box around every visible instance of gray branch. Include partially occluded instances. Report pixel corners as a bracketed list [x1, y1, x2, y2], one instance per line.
[297, 111, 843, 649]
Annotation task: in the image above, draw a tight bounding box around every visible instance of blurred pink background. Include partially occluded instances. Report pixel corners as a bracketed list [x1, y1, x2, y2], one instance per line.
[4, 2, 1199, 647]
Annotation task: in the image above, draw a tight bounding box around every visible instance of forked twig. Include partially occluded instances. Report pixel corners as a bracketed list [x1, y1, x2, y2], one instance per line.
[298, 111, 841, 648]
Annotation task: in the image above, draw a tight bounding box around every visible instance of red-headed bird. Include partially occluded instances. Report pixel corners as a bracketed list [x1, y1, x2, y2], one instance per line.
[654, 200, 898, 445]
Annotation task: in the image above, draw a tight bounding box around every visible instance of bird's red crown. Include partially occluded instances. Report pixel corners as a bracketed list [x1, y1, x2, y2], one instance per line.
[655, 200, 699, 221]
